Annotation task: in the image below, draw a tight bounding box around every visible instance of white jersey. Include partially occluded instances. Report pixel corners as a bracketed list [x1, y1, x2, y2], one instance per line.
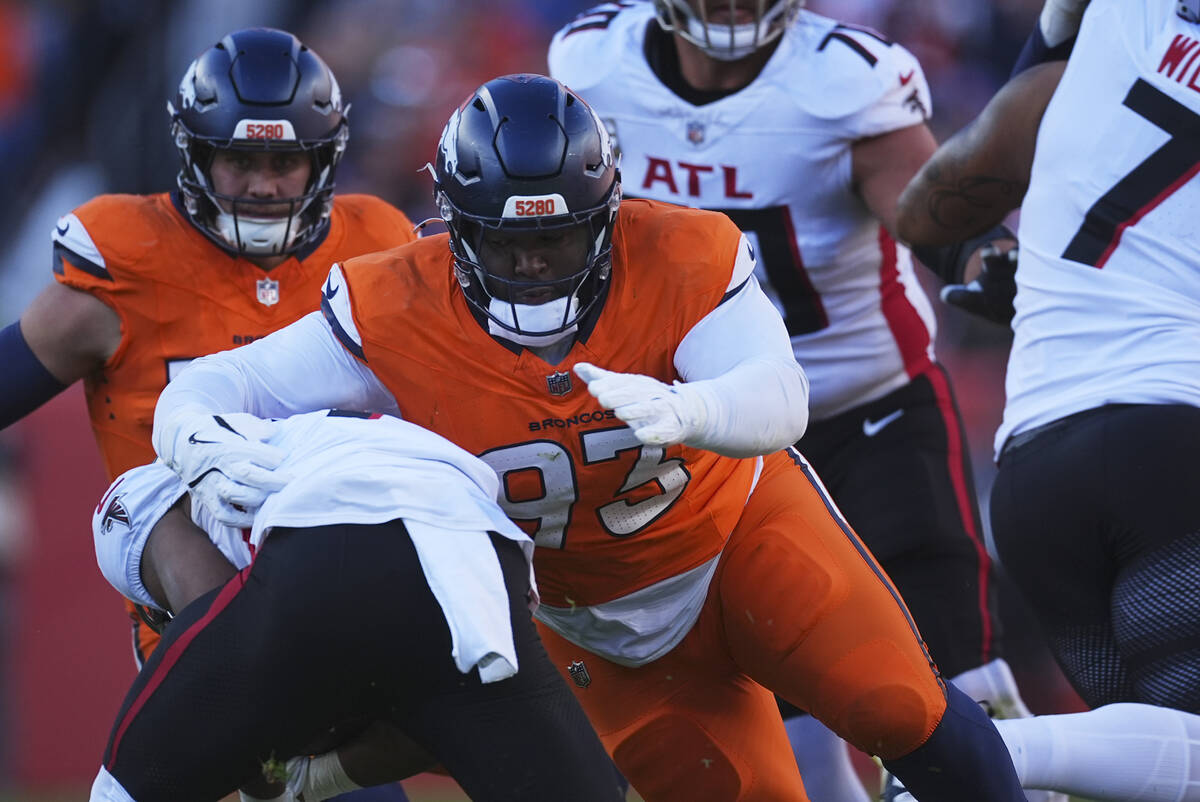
[94, 410, 534, 682]
[997, 0, 1200, 456]
[550, 2, 938, 420]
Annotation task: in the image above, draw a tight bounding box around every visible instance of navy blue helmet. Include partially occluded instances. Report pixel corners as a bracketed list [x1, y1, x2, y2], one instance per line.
[169, 28, 348, 256]
[432, 74, 621, 339]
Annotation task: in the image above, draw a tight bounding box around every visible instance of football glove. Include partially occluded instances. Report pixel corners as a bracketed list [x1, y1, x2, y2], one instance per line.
[159, 411, 291, 528]
[574, 362, 707, 448]
[940, 243, 1018, 326]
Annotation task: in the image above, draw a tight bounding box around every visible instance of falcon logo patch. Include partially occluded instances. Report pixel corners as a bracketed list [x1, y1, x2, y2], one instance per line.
[101, 497, 131, 534]
[567, 659, 592, 688]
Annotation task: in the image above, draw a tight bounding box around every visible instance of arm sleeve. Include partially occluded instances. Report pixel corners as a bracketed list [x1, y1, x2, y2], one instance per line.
[152, 311, 399, 460]
[0, 321, 68, 429]
[672, 276, 810, 457]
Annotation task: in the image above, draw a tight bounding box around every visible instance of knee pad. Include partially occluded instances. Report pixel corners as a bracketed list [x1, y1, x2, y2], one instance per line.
[613, 715, 744, 801]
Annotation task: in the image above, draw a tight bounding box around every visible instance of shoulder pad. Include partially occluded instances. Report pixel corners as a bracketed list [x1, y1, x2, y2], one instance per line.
[319, 263, 365, 361]
[54, 194, 174, 282]
[549, 2, 648, 90]
[331, 194, 418, 247]
[787, 14, 926, 121]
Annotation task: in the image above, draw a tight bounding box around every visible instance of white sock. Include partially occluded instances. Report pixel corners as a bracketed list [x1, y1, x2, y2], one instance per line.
[90, 766, 137, 802]
[995, 703, 1200, 802]
[950, 658, 1033, 720]
[783, 714, 870, 802]
[296, 751, 362, 801]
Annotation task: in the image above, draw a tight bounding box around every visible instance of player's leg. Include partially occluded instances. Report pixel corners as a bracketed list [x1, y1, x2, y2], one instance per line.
[723, 449, 1024, 801]
[779, 708, 870, 802]
[101, 546, 355, 800]
[537, 613, 810, 801]
[799, 367, 1005, 687]
[791, 368, 1041, 798]
[996, 703, 1200, 801]
[389, 532, 622, 802]
[992, 404, 1200, 710]
[104, 521, 490, 800]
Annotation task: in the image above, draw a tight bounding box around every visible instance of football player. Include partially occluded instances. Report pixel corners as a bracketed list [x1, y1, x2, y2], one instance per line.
[546, 3, 1043, 799]
[0, 27, 417, 667]
[87, 410, 621, 802]
[150, 73, 1027, 802]
[897, 0, 1200, 795]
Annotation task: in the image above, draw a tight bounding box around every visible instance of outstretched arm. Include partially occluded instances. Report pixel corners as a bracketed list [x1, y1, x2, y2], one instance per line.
[896, 61, 1067, 248]
[576, 235, 810, 458]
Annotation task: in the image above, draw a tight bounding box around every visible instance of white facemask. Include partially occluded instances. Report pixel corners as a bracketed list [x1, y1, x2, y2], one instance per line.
[487, 295, 580, 348]
[212, 211, 301, 256]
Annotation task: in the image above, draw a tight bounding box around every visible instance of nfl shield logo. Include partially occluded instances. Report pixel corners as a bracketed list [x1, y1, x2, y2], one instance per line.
[567, 660, 592, 689]
[546, 371, 572, 396]
[686, 121, 705, 145]
[256, 277, 280, 307]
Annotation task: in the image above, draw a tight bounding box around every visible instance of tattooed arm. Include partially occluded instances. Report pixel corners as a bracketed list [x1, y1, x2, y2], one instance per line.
[897, 61, 1067, 247]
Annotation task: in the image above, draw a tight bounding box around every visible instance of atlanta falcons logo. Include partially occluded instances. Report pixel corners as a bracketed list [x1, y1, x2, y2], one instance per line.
[101, 496, 131, 534]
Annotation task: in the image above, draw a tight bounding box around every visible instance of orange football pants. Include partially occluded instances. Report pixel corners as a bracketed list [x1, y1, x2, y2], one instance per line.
[538, 449, 948, 802]
[127, 599, 161, 666]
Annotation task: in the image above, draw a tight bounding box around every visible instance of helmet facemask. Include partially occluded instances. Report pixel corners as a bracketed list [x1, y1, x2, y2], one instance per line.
[168, 28, 349, 259]
[172, 116, 348, 257]
[439, 180, 621, 347]
[431, 75, 622, 348]
[653, 0, 804, 61]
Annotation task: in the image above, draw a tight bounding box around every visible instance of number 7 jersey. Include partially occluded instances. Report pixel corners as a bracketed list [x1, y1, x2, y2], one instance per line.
[997, 0, 1200, 454]
[550, 3, 938, 421]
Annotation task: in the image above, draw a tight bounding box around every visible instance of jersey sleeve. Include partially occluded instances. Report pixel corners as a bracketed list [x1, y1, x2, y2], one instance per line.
[337, 194, 420, 249]
[835, 36, 932, 138]
[548, 3, 628, 90]
[798, 23, 932, 138]
[52, 208, 115, 293]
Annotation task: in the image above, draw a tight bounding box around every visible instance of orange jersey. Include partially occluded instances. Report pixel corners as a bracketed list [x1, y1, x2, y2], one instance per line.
[53, 192, 416, 480]
[337, 199, 757, 607]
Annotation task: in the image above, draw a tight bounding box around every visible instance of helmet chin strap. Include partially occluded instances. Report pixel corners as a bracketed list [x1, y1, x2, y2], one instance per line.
[487, 295, 580, 348]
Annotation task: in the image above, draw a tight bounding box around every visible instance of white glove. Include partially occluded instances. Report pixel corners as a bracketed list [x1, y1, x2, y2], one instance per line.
[159, 410, 291, 528]
[574, 362, 707, 448]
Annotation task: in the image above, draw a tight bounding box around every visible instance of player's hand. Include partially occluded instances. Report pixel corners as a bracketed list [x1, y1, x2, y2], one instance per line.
[940, 244, 1018, 326]
[160, 411, 291, 527]
[574, 362, 706, 448]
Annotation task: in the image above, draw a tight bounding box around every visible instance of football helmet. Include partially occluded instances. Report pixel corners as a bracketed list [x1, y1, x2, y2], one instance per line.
[168, 28, 348, 257]
[653, 0, 804, 61]
[432, 74, 620, 344]
[1180, 0, 1200, 23]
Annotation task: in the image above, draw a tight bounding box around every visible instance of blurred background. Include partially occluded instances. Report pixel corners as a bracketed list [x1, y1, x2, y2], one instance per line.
[0, 0, 1078, 798]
